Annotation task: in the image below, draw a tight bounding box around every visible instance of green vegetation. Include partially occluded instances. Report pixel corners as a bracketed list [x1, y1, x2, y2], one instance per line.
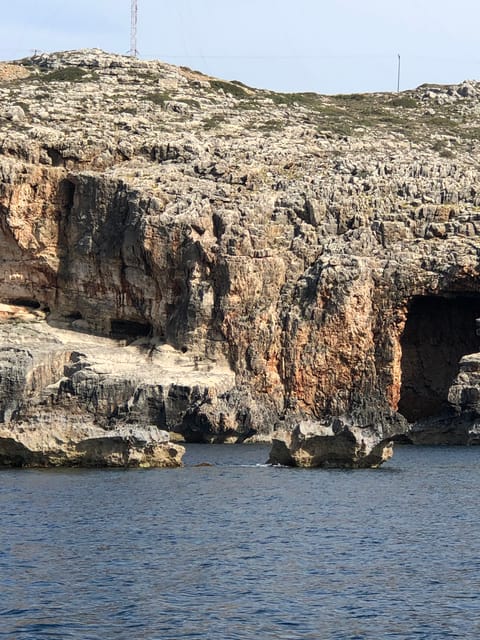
[256, 119, 285, 132]
[432, 140, 455, 157]
[230, 79, 254, 89]
[135, 71, 160, 82]
[180, 65, 208, 77]
[118, 106, 137, 116]
[145, 91, 172, 106]
[203, 114, 227, 129]
[389, 96, 418, 108]
[332, 93, 368, 102]
[440, 149, 454, 158]
[264, 91, 323, 108]
[144, 91, 200, 110]
[459, 126, 480, 141]
[209, 79, 249, 99]
[179, 98, 201, 109]
[40, 67, 97, 82]
[233, 98, 263, 111]
[15, 101, 30, 114]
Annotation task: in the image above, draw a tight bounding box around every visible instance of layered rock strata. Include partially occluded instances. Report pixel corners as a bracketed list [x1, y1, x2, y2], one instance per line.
[1, 50, 480, 465]
[0, 422, 185, 468]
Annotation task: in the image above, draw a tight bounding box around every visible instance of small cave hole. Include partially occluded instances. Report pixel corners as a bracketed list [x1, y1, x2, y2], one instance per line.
[66, 311, 83, 321]
[398, 295, 480, 423]
[61, 178, 75, 210]
[110, 319, 152, 340]
[7, 298, 41, 309]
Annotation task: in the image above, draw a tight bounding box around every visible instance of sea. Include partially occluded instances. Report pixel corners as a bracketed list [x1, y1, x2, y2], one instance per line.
[0, 444, 479, 640]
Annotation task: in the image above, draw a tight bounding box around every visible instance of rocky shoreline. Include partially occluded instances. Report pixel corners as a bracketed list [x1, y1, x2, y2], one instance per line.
[1, 49, 480, 467]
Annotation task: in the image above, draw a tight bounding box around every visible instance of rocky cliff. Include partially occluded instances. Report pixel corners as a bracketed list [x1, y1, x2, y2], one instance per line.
[1, 49, 480, 464]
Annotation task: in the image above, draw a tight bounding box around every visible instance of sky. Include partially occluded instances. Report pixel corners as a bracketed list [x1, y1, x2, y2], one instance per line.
[0, 0, 479, 95]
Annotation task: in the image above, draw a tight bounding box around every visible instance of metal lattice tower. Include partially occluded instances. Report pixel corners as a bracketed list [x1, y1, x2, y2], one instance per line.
[130, 0, 139, 57]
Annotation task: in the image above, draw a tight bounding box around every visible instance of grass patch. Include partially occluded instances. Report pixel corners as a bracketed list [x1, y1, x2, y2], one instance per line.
[264, 91, 323, 109]
[15, 101, 30, 114]
[145, 91, 172, 106]
[389, 96, 418, 108]
[203, 114, 227, 129]
[180, 65, 209, 77]
[179, 98, 201, 108]
[332, 93, 368, 102]
[439, 148, 454, 158]
[235, 99, 261, 111]
[118, 106, 137, 115]
[209, 79, 249, 98]
[135, 71, 160, 82]
[432, 140, 455, 157]
[40, 67, 97, 82]
[458, 126, 480, 141]
[257, 119, 285, 132]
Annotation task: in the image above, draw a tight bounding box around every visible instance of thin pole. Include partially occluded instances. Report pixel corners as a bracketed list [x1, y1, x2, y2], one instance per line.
[130, 0, 138, 57]
[397, 54, 401, 93]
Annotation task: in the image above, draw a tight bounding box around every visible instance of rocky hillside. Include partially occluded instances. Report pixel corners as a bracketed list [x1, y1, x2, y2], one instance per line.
[1, 49, 480, 459]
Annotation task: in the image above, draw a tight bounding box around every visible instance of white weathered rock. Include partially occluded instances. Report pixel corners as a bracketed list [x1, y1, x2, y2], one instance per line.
[5, 106, 25, 122]
[268, 420, 393, 469]
[0, 307, 234, 466]
[0, 421, 185, 468]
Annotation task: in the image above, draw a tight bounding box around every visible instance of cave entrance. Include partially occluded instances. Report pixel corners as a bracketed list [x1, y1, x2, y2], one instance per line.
[398, 295, 480, 423]
[110, 319, 152, 340]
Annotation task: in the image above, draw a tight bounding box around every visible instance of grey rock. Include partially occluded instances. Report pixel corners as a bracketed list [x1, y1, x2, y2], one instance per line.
[5, 106, 26, 122]
[268, 419, 394, 469]
[0, 421, 185, 468]
[406, 353, 480, 445]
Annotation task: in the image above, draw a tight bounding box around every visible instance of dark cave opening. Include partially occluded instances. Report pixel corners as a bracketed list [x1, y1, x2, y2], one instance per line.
[110, 319, 152, 340]
[398, 295, 480, 423]
[7, 298, 41, 309]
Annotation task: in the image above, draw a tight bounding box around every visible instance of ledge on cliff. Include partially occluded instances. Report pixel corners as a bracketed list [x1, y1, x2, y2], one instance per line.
[0, 305, 235, 467]
[0, 424, 185, 469]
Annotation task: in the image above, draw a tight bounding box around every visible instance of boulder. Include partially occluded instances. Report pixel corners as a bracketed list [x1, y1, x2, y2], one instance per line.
[268, 419, 394, 469]
[407, 352, 480, 445]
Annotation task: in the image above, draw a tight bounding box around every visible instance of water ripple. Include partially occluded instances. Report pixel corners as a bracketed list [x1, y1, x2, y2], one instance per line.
[1, 444, 480, 639]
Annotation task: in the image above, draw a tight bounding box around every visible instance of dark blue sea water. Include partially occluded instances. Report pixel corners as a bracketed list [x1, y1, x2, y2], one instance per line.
[1, 444, 479, 640]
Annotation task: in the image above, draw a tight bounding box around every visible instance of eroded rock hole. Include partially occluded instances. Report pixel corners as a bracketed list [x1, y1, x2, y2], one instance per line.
[62, 179, 75, 209]
[398, 295, 480, 422]
[7, 299, 40, 309]
[67, 311, 82, 320]
[110, 319, 152, 339]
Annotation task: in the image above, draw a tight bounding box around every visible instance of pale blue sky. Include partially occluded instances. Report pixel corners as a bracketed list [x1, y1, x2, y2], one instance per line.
[1, 0, 479, 94]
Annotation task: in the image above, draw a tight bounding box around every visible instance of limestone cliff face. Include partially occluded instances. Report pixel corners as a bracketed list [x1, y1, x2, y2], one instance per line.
[1, 49, 480, 451]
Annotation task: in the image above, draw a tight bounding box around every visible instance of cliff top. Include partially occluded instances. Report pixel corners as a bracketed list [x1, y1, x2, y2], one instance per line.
[1, 49, 479, 181]
[1, 48, 480, 267]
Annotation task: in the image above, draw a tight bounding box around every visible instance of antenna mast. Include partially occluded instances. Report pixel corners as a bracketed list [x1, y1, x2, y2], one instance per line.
[130, 0, 138, 57]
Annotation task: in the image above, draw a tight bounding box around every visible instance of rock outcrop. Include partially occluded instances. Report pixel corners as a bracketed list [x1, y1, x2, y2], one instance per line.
[1, 49, 480, 466]
[268, 419, 394, 469]
[0, 304, 220, 466]
[0, 422, 185, 468]
[407, 352, 480, 445]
